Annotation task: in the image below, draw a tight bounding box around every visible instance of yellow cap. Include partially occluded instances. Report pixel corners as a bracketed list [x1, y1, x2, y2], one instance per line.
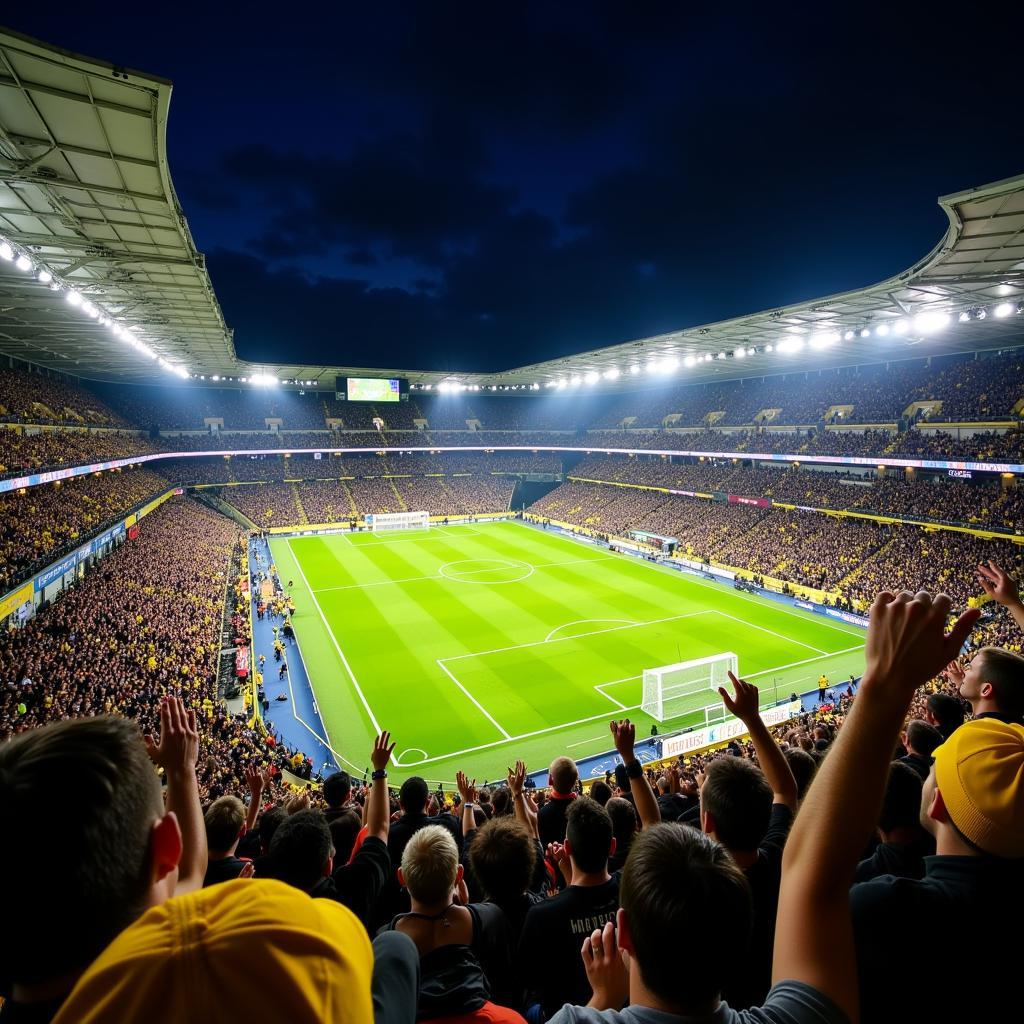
[54, 880, 374, 1024]
[934, 719, 1024, 859]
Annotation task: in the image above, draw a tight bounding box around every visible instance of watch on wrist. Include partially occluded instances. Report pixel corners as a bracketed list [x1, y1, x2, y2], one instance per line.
[625, 759, 644, 779]
[371, 769, 387, 781]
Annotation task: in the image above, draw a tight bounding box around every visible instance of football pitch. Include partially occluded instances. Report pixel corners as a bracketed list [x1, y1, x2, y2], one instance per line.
[269, 520, 867, 783]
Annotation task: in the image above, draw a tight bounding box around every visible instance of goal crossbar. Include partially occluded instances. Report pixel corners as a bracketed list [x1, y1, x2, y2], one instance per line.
[642, 651, 738, 723]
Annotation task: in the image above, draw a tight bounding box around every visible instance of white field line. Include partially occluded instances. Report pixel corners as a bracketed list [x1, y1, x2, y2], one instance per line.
[744, 645, 864, 680]
[435, 659, 512, 739]
[310, 553, 616, 593]
[547, 618, 637, 642]
[287, 538, 383, 734]
[593, 682, 629, 710]
[441, 610, 714, 663]
[342, 524, 485, 546]
[262, 541, 364, 773]
[713, 610, 827, 655]
[567, 734, 615, 750]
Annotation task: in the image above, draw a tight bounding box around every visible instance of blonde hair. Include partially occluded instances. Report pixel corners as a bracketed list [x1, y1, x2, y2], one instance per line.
[401, 825, 458, 904]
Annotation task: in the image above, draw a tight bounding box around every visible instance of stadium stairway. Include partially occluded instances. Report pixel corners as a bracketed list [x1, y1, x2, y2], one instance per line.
[290, 482, 310, 524]
[388, 479, 408, 511]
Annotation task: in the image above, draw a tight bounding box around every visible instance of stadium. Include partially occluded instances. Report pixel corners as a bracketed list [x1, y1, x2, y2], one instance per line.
[1, 16, 1022, 1024]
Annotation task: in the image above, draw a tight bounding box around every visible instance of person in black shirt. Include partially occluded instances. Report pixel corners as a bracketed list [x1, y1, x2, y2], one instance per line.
[853, 760, 933, 883]
[896, 719, 942, 780]
[265, 731, 395, 929]
[322, 769, 353, 822]
[518, 797, 619, 1018]
[699, 672, 799, 1009]
[537, 755, 579, 849]
[202, 795, 252, 886]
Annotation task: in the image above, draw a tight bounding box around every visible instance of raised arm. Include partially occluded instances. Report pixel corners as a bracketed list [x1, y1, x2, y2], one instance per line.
[243, 764, 266, 835]
[772, 591, 978, 1020]
[720, 671, 798, 810]
[456, 770, 478, 836]
[507, 759, 539, 838]
[367, 731, 396, 842]
[144, 696, 207, 894]
[610, 720, 660, 829]
[977, 560, 1024, 633]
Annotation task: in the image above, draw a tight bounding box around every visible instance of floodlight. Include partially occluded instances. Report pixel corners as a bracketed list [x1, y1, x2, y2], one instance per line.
[603, 367, 620, 379]
[0, 241, 12, 261]
[893, 319, 909, 335]
[994, 302, 1014, 318]
[860, 328, 870, 338]
[585, 371, 600, 384]
[683, 355, 696, 367]
[15, 254, 32, 272]
[65, 291, 82, 306]
[734, 347, 745, 358]
[570, 376, 582, 387]
[875, 324, 890, 337]
[844, 330, 854, 340]
[914, 311, 950, 333]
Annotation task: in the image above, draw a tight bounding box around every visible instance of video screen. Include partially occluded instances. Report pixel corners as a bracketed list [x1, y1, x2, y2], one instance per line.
[346, 377, 401, 402]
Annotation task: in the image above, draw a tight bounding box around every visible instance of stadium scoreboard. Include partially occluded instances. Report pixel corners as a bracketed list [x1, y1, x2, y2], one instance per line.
[335, 376, 407, 402]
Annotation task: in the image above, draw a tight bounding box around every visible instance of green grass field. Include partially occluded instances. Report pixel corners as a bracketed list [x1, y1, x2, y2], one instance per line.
[269, 521, 867, 783]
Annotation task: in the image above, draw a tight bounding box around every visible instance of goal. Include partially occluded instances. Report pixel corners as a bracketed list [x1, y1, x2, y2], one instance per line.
[365, 510, 430, 532]
[642, 652, 738, 723]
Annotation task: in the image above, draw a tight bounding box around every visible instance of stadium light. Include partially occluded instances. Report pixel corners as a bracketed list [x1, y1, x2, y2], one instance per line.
[809, 331, 839, 349]
[716, 351, 726, 360]
[994, 302, 1014, 318]
[777, 337, 805, 354]
[765, 343, 774, 353]
[556, 379, 567, 389]
[860, 328, 870, 338]
[570, 376, 582, 387]
[914, 311, 951, 333]
[733, 347, 746, 358]
[0, 241, 12, 261]
[603, 367, 620, 380]
[683, 355, 696, 367]
[584, 371, 600, 384]
[893, 319, 909, 335]
[15, 254, 32, 272]
[661, 357, 679, 373]
[875, 324, 890, 337]
[843, 330, 854, 340]
[65, 290, 82, 306]
[646, 360, 661, 373]
[629, 363, 641, 374]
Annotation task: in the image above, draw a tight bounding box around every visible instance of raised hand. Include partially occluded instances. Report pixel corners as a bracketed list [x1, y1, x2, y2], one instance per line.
[610, 719, 636, 763]
[456, 770, 477, 804]
[244, 764, 265, 801]
[144, 696, 199, 773]
[581, 921, 629, 1010]
[977, 561, 1021, 607]
[944, 659, 965, 687]
[238, 861, 255, 879]
[719, 670, 760, 723]
[863, 591, 979, 698]
[372, 730, 396, 772]
[283, 790, 311, 815]
[506, 759, 527, 797]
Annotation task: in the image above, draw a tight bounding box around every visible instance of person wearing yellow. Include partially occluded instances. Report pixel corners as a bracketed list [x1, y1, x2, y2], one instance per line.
[817, 674, 828, 703]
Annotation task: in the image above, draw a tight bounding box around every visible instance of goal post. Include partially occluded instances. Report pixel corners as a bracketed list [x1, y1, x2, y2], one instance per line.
[642, 652, 738, 723]
[365, 510, 430, 532]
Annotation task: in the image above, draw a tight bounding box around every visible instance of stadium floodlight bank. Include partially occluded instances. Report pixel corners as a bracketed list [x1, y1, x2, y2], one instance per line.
[642, 652, 738, 723]
[365, 510, 430, 532]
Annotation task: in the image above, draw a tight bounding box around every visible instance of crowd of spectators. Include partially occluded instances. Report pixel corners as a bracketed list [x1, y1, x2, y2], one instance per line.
[0, 428, 157, 479]
[0, 468, 170, 594]
[0, 367, 128, 426]
[530, 479, 1024, 605]
[3, 564, 1021, 1021]
[569, 455, 1024, 530]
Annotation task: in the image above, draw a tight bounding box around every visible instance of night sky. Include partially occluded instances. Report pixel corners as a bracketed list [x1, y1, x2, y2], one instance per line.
[8, 5, 1024, 371]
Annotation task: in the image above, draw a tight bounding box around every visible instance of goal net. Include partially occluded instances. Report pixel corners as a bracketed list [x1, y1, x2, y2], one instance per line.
[642, 652, 738, 723]
[366, 510, 430, 532]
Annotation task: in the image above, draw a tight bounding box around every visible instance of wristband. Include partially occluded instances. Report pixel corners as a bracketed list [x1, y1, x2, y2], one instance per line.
[371, 769, 387, 781]
[625, 759, 644, 779]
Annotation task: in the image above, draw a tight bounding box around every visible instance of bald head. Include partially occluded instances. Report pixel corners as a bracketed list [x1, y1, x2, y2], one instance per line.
[549, 756, 578, 795]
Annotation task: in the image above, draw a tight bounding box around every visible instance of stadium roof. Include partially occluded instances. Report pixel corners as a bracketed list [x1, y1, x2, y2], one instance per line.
[0, 26, 1022, 391]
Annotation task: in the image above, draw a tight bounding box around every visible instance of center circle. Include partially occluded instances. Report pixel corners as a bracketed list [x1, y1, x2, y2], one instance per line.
[438, 558, 534, 584]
